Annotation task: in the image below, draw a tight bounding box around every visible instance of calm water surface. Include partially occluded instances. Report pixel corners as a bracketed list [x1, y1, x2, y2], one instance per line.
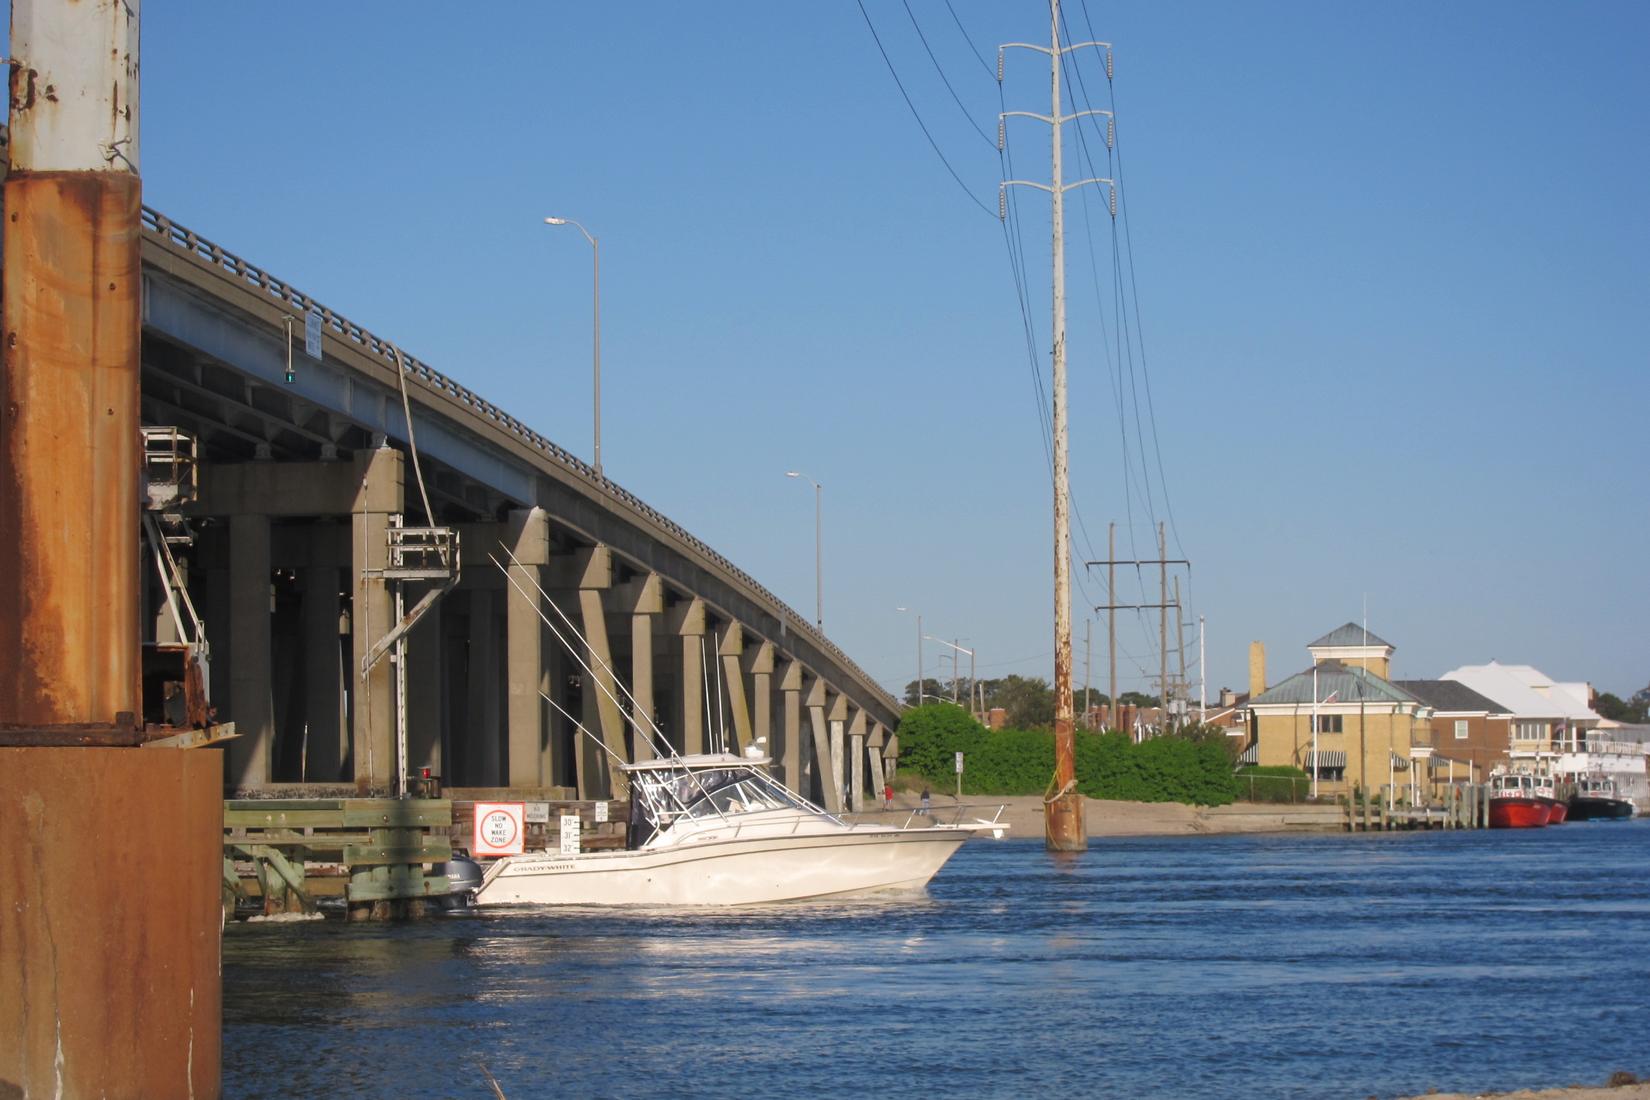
[223, 821, 1650, 1099]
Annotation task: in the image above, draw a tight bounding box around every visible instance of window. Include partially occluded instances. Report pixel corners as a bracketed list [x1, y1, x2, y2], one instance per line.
[1312, 764, 1345, 782]
[1454, 719, 1469, 740]
[1312, 714, 1343, 734]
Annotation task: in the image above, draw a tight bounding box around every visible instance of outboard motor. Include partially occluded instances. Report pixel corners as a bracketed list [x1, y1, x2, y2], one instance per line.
[434, 853, 483, 911]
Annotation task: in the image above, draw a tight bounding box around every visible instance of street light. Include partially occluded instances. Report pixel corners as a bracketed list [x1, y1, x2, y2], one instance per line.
[924, 635, 975, 708]
[785, 470, 822, 630]
[896, 606, 921, 707]
[543, 215, 601, 478]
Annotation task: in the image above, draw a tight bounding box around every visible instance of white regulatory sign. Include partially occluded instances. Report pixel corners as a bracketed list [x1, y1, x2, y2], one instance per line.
[955, 751, 965, 775]
[304, 309, 323, 360]
[559, 815, 582, 856]
[472, 801, 525, 857]
[524, 802, 550, 824]
[593, 800, 609, 823]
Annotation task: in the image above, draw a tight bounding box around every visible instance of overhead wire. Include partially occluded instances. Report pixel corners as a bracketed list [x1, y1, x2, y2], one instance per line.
[901, 0, 997, 148]
[855, 0, 997, 218]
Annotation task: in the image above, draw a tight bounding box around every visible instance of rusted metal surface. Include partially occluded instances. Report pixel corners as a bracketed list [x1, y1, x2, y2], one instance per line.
[0, 171, 144, 740]
[0, 747, 222, 1099]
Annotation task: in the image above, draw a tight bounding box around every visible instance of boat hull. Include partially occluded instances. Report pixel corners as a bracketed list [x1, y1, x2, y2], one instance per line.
[1489, 797, 1550, 829]
[1567, 796, 1636, 821]
[474, 826, 972, 907]
[1543, 798, 1568, 825]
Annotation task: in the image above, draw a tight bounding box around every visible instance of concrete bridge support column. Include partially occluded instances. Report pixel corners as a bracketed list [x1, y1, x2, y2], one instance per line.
[828, 692, 849, 814]
[806, 677, 842, 813]
[565, 546, 625, 797]
[350, 446, 403, 794]
[780, 659, 802, 795]
[867, 724, 887, 801]
[848, 707, 868, 812]
[750, 642, 775, 758]
[301, 523, 346, 783]
[619, 573, 664, 760]
[228, 512, 273, 790]
[718, 622, 752, 754]
[505, 508, 550, 788]
[672, 598, 707, 757]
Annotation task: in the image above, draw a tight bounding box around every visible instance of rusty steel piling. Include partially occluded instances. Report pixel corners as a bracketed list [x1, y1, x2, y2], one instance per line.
[0, 2, 223, 1096]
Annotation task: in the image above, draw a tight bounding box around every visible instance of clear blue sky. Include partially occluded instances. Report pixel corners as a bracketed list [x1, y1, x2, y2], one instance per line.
[57, 3, 1650, 700]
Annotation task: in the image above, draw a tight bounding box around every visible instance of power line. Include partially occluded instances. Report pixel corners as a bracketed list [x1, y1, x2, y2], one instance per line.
[854, 0, 996, 218]
[900, 0, 996, 148]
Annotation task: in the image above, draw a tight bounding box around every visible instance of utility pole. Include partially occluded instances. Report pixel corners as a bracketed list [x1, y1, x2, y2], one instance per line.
[1174, 574, 1185, 730]
[1084, 617, 1092, 729]
[1085, 531, 1189, 735]
[1000, 2, 1111, 851]
[1159, 522, 1168, 721]
[1198, 614, 1207, 724]
[1108, 522, 1116, 728]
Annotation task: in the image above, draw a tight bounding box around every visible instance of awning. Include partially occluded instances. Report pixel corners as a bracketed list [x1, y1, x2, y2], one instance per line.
[1306, 750, 1346, 768]
[1237, 743, 1258, 765]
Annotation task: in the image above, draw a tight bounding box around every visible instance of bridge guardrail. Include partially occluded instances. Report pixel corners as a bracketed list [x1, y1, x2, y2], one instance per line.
[140, 207, 896, 717]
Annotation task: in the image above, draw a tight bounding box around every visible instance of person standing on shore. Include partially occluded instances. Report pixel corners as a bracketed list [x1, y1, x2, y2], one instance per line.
[883, 783, 893, 811]
[921, 787, 931, 815]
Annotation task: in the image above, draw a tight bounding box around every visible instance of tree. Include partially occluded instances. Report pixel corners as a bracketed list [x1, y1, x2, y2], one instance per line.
[902, 678, 948, 707]
[1118, 690, 1161, 708]
[1594, 691, 1649, 724]
[983, 674, 1054, 729]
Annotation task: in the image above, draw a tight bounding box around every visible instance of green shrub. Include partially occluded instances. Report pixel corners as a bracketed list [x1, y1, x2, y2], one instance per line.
[895, 705, 1237, 806]
[1234, 765, 1311, 804]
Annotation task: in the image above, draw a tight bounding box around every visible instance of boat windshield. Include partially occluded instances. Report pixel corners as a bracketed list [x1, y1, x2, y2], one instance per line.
[624, 763, 817, 848]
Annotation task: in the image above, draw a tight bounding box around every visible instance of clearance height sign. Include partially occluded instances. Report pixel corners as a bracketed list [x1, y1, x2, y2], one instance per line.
[473, 802, 526, 857]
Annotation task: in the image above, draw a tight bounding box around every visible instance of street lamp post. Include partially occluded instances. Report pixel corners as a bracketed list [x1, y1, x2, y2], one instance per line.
[785, 471, 822, 630]
[896, 606, 922, 707]
[543, 216, 601, 478]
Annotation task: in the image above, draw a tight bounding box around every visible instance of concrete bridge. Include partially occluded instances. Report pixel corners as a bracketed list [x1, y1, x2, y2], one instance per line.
[136, 207, 898, 809]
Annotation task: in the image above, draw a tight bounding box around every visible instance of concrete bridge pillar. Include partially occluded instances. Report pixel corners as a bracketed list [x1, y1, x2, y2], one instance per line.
[671, 597, 707, 757]
[868, 724, 887, 801]
[848, 707, 868, 812]
[806, 676, 841, 812]
[228, 512, 273, 790]
[749, 642, 775, 759]
[827, 692, 849, 813]
[717, 621, 751, 754]
[504, 508, 550, 788]
[780, 659, 802, 795]
[301, 522, 346, 783]
[618, 573, 664, 761]
[560, 545, 624, 797]
[464, 584, 502, 787]
[349, 446, 404, 794]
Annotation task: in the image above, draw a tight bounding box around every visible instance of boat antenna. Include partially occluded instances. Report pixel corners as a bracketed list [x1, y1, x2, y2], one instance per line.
[699, 634, 717, 753]
[711, 631, 729, 752]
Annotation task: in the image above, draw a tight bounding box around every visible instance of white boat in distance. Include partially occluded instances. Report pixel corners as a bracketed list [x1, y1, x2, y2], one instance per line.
[472, 752, 1008, 908]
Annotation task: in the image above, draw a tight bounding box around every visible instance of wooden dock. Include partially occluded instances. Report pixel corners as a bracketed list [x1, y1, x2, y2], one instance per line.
[224, 795, 632, 920]
[1343, 783, 1491, 831]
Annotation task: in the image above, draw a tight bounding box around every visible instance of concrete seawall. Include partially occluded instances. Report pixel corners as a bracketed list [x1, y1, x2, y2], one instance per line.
[845, 794, 1347, 837]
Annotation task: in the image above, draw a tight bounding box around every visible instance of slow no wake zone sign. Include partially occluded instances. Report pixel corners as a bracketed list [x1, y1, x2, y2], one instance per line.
[473, 801, 526, 857]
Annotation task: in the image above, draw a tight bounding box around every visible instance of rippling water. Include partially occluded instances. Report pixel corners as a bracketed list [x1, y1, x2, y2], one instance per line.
[223, 821, 1650, 1099]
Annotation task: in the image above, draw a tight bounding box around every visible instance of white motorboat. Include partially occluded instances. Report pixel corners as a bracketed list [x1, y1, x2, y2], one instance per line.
[472, 752, 1007, 907]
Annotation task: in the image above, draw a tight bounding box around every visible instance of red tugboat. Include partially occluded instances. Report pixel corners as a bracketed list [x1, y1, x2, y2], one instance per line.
[1489, 772, 1551, 829]
[1533, 773, 1568, 825]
